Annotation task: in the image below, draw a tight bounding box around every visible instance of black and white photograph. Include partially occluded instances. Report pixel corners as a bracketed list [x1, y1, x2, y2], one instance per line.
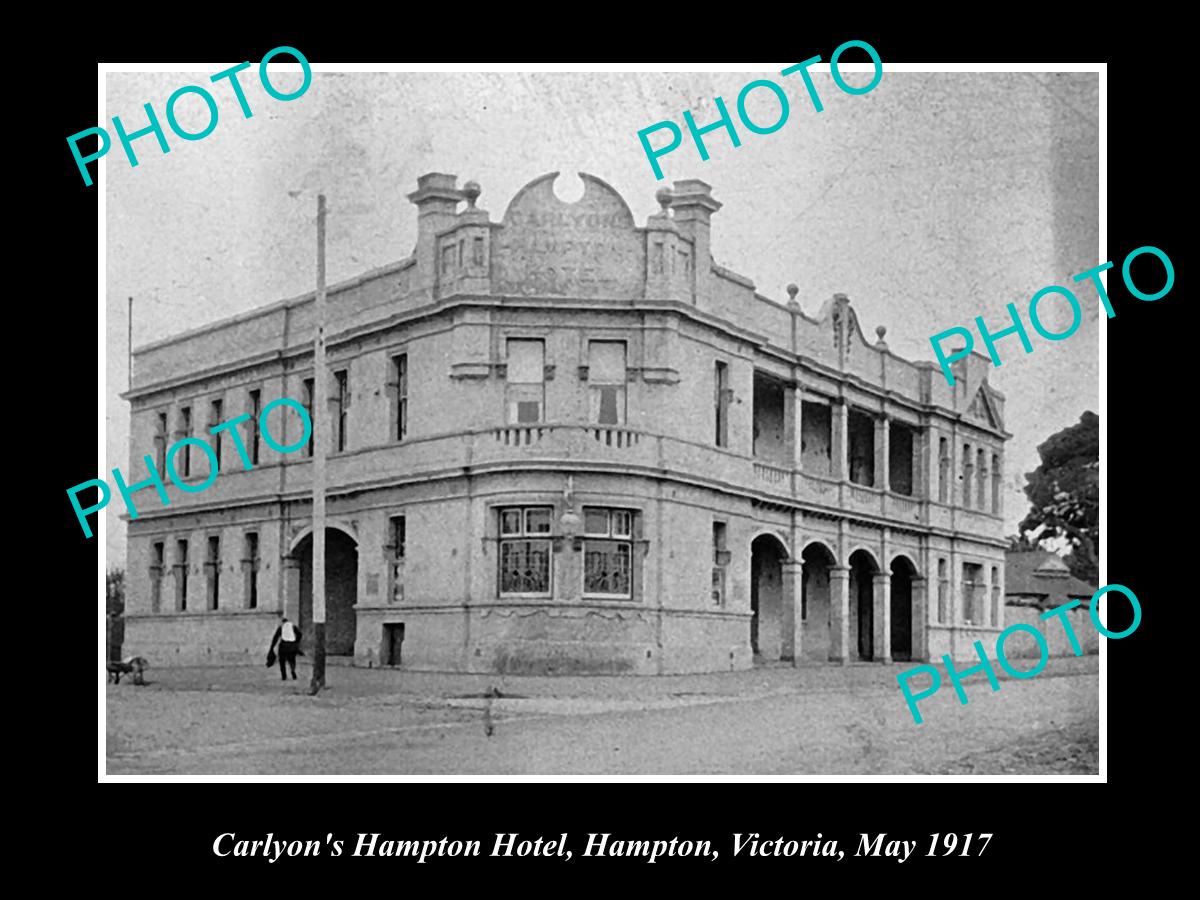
[95, 61, 1104, 777]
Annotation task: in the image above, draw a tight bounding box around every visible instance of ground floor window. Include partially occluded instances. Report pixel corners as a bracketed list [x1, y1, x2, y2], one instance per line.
[963, 562, 984, 625]
[499, 506, 552, 596]
[583, 507, 633, 598]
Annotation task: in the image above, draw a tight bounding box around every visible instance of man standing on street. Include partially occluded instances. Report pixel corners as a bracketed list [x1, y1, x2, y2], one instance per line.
[268, 613, 303, 681]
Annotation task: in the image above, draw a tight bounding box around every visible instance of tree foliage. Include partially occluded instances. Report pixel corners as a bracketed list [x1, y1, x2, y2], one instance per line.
[1018, 412, 1099, 582]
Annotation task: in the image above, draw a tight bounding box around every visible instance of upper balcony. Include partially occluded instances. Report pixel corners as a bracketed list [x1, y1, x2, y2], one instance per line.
[147, 420, 1002, 540]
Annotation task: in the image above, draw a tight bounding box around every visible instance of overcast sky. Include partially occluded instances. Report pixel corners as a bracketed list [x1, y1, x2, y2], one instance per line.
[103, 68, 1100, 569]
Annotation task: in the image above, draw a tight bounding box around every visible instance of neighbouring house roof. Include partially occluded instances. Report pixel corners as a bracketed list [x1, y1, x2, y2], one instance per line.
[1005, 550, 1096, 609]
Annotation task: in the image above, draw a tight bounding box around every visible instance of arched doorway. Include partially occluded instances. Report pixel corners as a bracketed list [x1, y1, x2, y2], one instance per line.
[295, 528, 359, 657]
[801, 541, 836, 662]
[890, 555, 918, 661]
[848, 549, 879, 662]
[750, 534, 788, 661]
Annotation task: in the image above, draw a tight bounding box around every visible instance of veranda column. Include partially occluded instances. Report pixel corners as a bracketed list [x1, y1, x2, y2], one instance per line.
[781, 559, 803, 664]
[829, 565, 850, 663]
[911, 576, 929, 661]
[873, 572, 892, 663]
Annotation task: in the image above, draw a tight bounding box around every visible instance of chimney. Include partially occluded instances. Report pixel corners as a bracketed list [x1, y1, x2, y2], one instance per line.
[407, 173, 463, 298]
[669, 179, 721, 307]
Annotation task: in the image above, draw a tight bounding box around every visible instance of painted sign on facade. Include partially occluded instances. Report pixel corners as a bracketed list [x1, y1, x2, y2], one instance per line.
[493, 172, 645, 300]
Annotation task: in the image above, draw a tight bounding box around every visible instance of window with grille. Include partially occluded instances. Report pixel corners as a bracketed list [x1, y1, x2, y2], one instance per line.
[583, 507, 633, 599]
[498, 506, 552, 596]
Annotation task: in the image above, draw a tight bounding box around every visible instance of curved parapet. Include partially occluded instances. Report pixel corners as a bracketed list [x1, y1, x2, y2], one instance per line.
[493, 172, 645, 299]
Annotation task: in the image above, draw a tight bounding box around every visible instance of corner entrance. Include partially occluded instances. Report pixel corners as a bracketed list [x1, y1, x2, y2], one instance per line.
[296, 528, 359, 657]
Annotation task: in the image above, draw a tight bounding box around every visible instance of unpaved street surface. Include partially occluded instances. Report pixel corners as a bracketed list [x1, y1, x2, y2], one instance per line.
[106, 656, 1100, 775]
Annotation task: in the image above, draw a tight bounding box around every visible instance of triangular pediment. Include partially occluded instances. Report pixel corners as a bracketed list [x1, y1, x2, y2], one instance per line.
[967, 384, 1001, 429]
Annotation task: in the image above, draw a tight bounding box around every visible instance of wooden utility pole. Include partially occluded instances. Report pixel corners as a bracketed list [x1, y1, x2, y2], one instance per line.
[127, 296, 133, 389]
[309, 193, 328, 695]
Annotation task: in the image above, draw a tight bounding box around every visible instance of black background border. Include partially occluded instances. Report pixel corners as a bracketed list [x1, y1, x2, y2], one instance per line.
[33, 16, 1181, 882]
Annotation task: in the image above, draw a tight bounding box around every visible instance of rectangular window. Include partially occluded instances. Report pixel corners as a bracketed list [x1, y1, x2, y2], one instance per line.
[472, 236, 485, 266]
[245, 532, 259, 610]
[209, 398, 223, 468]
[302, 378, 315, 457]
[977, 448, 987, 510]
[714, 361, 730, 448]
[653, 241, 664, 274]
[206, 535, 220, 611]
[678, 248, 691, 277]
[506, 339, 545, 424]
[938, 437, 949, 503]
[441, 244, 454, 274]
[391, 354, 408, 441]
[963, 562, 984, 625]
[176, 539, 189, 612]
[937, 558, 948, 624]
[992, 453, 1002, 514]
[389, 515, 406, 603]
[498, 506, 553, 596]
[150, 541, 165, 613]
[712, 522, 728, 607]
[582, 507, 634, 599]
[248, 389, 261, 465]
[588, 341, 626, 425]
[991, 566, 1001, 628]
[179, 407, 192, 477]
[155, 412, 168, 474]
[334, 369, 349, 453]
[962, 442, 973, 509]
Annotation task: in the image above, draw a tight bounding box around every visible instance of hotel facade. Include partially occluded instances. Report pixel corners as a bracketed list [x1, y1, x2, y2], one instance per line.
[122, 172, 1010, 674]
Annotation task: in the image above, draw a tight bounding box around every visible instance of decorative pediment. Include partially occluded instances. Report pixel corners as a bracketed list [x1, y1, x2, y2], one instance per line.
[492, 172, 644, 300]
[967, 384, 1002, 430]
